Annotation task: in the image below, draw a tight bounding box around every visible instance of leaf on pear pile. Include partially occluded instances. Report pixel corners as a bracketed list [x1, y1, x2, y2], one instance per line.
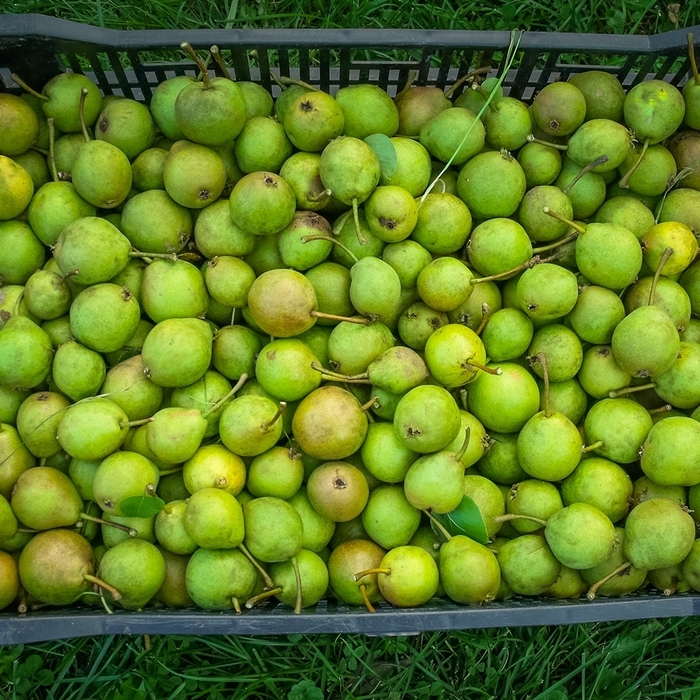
[119, 494, 165, 518]
[431, 495, 489, 544]
[364, 133, 397, 180]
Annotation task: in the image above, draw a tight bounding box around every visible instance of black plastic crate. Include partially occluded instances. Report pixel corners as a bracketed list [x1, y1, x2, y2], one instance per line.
[1, 14, 700, 643]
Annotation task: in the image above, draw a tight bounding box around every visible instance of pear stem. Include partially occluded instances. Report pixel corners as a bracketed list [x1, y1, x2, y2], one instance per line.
[78, 88, 91, 143]
[98, 586, 113, 615]
[561, 155, 609, 194]
[16, 528, 38, 534]
[532, 230, 580, 254]
[608, 384, 654, 398]
[292, 556, 303, 615]
[422, 509, 452, 541]
[276, 76, 320, 92]
[269, 71, 286, 90]
[310, 361, 368, 383]
[470, 255, 542, 285]
[353, 568, 391, 582]
[393, 70, 417, 102]
[443, 65, 493, 99]
[360, 395, 379, 412]
[79, 512, 138, 537]
[230, 307, 236, 326]
[245, 587, 283, 608]
[301, 234, 359, 264]
[47, 117, 59, 183]
[209, 45, 232, 79]
[581, 440, 604, 453]
[586, 561, 632, 601]
[526, 134, 568, 151]
[120, 418, 154, 428]
[455, 426, 472, 462]
[307, 188, 332, 203]
[535, 352, 551, 417]
[542, 207, 586, 235]
[649, 247, 675, 305]
[359, 584, 376, 613]
[11, 74, 47, 100]
[619, 137, 650, 188]
[232, 596, 242, 614]
[475, 303, 491, 336]
[493, 514, 548, 527]
[351, 198, 367, 246]
[181, 42, 211, 88]
[238, 543, 276, 590]
[128, 250, 178, 261]
[467, 359, 501, 376]
[84, 574, 122, 602]
[311, 311, 371, 326]
[202, 373, 248, 419]
[689, 34, 700, 87]
[648, 404, 673, 415]
[262, 402, 286, 431]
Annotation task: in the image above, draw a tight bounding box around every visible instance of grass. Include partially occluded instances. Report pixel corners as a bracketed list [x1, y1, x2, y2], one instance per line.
[4, 1, 700, 698]
[3, 617, 700, 699]
[6, 0, 700, 34]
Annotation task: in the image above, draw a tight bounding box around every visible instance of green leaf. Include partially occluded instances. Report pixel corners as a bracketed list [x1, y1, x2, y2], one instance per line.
[119, 494, 165, 518]
[432, 495, 489, 544]
[288, 679, 324, 700]
[364, 133, 397, 180]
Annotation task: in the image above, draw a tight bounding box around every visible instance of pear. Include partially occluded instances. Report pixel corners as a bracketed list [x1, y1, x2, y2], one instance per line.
[568, 70, 626, 122]
[185, 548, 256, 611]
[359, 545, 438, 608]
[97, 539, 165, 610]
[150, 76, 195, 140]
[532, 82, 586, 136]
[131, 147, 168, 191]
[497, 534, 561, 595]
[562, 458, 633, 523]
[183, 487, 244, 549]
[154, 548, 194, 608]
[288, 486, 336, 553]
[306, 462, 369, 522]
[163, 142, 226, 208]
[641, 417, 700, 486]
[92, 450, 160, 516]
[243, 496, 303, 563]
[219, 394, 285, 457]
[0, 316, 53, 391]
[121, 190, 192, 254]
[439, 533, 501, 606]
[268, 549, 329, 611]
[0, 156, 34, 220]
[335, 84, 399, 139]
[54, 216, 130, 286]
[624, 498, 695, 571]
[467, 362, 540, 434]
[283, 91, 344, 153]
[0, 93, 39, 155]
[95, 98, 156, 160]
[457, 150, 526, 220]
[247, 446, 303, 499]
[292, 385, 368, 460]
[142, 318, 213, 388]
[18, 529, 104, 606]
[38, 73, 102, 133]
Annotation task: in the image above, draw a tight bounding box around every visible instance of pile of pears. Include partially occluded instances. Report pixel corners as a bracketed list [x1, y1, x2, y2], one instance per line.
[6, 40, 700, 616]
